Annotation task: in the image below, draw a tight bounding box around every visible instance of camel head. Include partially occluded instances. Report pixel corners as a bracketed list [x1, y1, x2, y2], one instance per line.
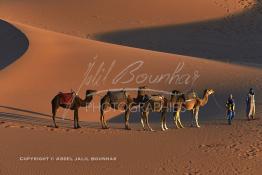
[205, 89, 215, 96]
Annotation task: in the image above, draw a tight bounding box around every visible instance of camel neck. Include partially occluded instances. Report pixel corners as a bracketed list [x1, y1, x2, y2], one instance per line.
[200, 92, 209, 106]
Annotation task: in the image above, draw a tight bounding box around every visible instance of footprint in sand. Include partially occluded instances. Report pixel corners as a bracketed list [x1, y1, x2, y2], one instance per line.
[199, 143, 225, 153]
[239, 143, 262, 159]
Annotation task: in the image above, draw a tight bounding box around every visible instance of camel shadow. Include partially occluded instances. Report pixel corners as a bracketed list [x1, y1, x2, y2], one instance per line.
[96, 1, 262, 67]
[0, 105, 97, 129]
[0, 19, 29, 69]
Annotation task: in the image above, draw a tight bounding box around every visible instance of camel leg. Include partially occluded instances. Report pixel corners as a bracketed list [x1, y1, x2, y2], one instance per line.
[191, 109, 195, 127]
[52, 115, 58, 128]
[52, 109, 58, 128]
[140, 112, 146, 131]
[177, 113, 184, 128]
[160, 111, 165, 131]
[175, 107, 184, 128]
[145, 112, 154, 132]
[74, 109, 80, 129]
[124, 107, 131, 130]
[100, 108, 109, 129]
[51, 101, 59, 128]
[100, 108, 106, 129]
[174, 111, 180, 128]
[162, 110, 168, 130]
[76, 109, 81, 128]
[195, 107, 200, 128]
[103, 117, 109, 129]
[100, 97, 110, 129]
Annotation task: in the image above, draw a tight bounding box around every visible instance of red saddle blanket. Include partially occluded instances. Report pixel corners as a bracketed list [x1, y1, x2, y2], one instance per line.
[59, 92, 75, 105]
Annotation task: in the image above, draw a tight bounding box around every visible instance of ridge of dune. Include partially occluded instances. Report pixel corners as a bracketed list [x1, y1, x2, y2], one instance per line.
[0, 20, 261, 123]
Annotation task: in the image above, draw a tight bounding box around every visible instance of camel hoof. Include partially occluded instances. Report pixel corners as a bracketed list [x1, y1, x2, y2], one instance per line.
[125, 127, 131, 130]
[196, 125, 201, 128]
[161, 128, 165, 131]
[54, 126, 58, 128]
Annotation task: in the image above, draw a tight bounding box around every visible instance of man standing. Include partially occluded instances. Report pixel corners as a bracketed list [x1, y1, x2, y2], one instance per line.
[226, 94, 235, 125]
[246, 88, 255, 120]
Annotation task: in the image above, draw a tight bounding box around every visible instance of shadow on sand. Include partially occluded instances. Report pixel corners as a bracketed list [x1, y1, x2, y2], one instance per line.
[0, 106, 97, 129]
[0, 19, 29, 69]
[96, 1, 262, 67]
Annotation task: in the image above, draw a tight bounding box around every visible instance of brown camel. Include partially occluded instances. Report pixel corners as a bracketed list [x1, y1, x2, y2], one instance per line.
[139, 90, 185, 131]
[179, 89, 215, 128]
[100, 86, 147, 130]
[140, 94, 168, 131]
[51, 90, 96, 129]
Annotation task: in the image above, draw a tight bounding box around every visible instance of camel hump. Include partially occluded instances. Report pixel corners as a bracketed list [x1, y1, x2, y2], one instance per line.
[150, 95, 164, 101]
[185, 91, 198, 100]
[58, 92, 75, 105]
[108, 90, 128, 103]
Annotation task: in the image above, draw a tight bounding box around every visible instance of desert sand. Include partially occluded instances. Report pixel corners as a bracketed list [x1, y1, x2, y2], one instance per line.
[0, 0, 261, 174]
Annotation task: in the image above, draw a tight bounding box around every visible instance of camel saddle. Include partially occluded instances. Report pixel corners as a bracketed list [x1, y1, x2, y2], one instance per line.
[108, 90, 128, 106]
[59, 92, 75, 105]
[148, 95, 165, 112]
[185, 91, 198, 101]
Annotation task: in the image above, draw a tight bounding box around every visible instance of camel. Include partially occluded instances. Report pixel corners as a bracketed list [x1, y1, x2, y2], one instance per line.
[100, 86, 147, 130]
[140, 94, 168, 131]
[51, 90, 96, 129]
[178, 89, 215, 128]
[139, 90, 185, 131]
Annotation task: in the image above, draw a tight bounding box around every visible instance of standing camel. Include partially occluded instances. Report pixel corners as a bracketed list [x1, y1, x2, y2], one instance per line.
[140, 94, 168, 131]
[180, 89, 215, 128]
[140, 90, 185, 131]
[51, 90, 96, 129]
[100, 86, 148, 130]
